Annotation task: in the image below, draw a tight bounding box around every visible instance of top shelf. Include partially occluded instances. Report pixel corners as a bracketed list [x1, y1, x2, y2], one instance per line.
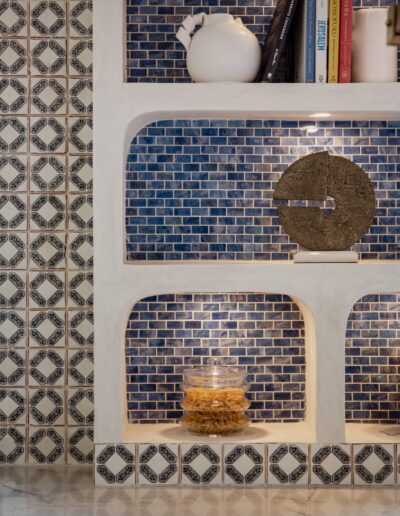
[120, 82, 400, 121]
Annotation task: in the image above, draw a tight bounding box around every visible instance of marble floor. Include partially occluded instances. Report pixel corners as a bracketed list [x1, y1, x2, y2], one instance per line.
[1, 466, 400, 516]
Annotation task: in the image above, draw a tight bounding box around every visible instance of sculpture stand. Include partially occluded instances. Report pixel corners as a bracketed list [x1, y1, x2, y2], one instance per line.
[294, 251, 359, 263]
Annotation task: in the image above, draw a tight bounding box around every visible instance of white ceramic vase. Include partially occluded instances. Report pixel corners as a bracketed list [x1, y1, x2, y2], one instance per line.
[352, 8, 397, 83]
[176, 13, 261, 83]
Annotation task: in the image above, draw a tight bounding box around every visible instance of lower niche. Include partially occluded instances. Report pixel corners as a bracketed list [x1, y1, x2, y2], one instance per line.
[125, 292, 306, 424]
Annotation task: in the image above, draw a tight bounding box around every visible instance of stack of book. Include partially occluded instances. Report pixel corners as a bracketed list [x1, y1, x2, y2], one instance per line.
[256, 0, 353, 83]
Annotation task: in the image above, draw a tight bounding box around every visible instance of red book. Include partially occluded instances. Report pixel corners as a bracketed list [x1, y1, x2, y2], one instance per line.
[338, 0, 353, 82]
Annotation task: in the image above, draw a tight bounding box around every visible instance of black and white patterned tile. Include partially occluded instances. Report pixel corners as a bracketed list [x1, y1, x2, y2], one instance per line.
[30, 155, 66, 191]
[68, 155, 92, 193]
[30, 194, 66, 230]
[69, 118, 92, 153]
[0, 310, 26, 347]
[67, 272, 93, 308]
[138, 444, 178, 485]
[0, 78, 27, 114]
[224, 444, 264, 485]
[0, 271, 26, 308]
[28, 348, 65, 386]
[0, 155, 27, 191]
[69, 78, 92, 115]
[31, 39, 66, 75]
[69, 40, 92, 76]
[30, 0, 66, 37]
[0, 232, 26, 269]
[28, 387, 64, 425]
[68, 194, 92, 230]
[0, 193, 26, 229]
[311, 445, 352, 486]
[67, 387, 93, 425]
[67, 349, 93, 386]
[29, 310, 65, 347]
[68, 233, 92, 269]
[67, 310, 93, 347]
[29, 233, 66, 269]
[0, 1, 27, 36]
[69, 0, 92, 37]
[0, 427, 25, 464]
[0, 387, 26, 424]
[0, 40, 27, 75]
[353, 444, 395, 485]
[31, 78, 67, 115]
[30, 117, 66, 153]
[0, 348, 25, 385]
[95, 444, 135, 486]
[67, 426, 93, 464]
[29, 271, 65, 308]
[268, 444, 309, 485]
[181, 444, 222, 485]
[28, 427, 65, 464]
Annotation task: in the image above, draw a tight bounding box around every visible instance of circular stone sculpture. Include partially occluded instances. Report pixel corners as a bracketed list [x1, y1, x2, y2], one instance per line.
[273, 151, 376, 251]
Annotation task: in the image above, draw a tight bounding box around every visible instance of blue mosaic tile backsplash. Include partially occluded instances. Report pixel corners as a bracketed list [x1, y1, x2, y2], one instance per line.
[125, 1, 399, 82]
[126, 292, 400, 424]
[125, 119, 400, 261]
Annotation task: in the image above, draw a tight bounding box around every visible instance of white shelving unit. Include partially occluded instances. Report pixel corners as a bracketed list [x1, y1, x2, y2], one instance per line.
[93, 0, 400, 450]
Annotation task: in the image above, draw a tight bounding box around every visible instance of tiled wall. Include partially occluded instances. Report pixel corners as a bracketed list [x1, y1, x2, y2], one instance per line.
[125, 293, 306, 423]
[125, 292, 400, 425]
[0, 0, 93, 465]
[126, 119, 400, 261]
[125, 1, 399, 82]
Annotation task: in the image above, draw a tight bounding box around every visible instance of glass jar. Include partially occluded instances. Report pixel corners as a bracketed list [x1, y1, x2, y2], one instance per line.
[180, 359, 250, 436]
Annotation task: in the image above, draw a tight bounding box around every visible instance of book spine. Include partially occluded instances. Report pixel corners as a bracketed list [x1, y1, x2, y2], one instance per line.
[315, 0, 328, 83]
[294, 0, 306, 82]
[305, 0, 316, 82]
[338, 0, 352, 82]
[264, 0, 299, 82]
[328, 0, 340, 82]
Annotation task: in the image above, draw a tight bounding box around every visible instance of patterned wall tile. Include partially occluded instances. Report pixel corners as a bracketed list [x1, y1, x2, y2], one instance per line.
[30, 0, 66, 37]
[28, 387, 64, 425]
[0, 310, 26, 347]
[0, 78, 28, 114]
[31, 39, 66, 75]
[68, 156, 92, 192]
[30, 117, 66, 153]
[29, 271, 65, 309]
[224, 444, 265, 485]
[353, 444, 395, 485]
[0, 1, 28, 36]
[67, 426, 93, 464]
[0, 155, 27, 191]
[0, 193, 26, 229]
[28, 427, 65, 464]
[0, 271, 26, 308]
[0, 39, 27, 75]
[95, 444, 135, 486]
[0, 116, 27, 152]
[0, 233, 27, 269]
[67, 349, 93, 386]
[0, 387, 26, 424]
[0, 427, 25, 464]
[31, 78, 67, 115]
[69, 78, 92, 115]
[28, 348, 65, 386]
[30, 194, 65, 230]
[29, 233, 65, 269]
[268, 444, 309, 485]
[138, 444, 178, 484]
[310, 445, 352, 486]
[67, 387, 93, 425]
[29, 310, 65, 347]
[30, 156, 66, 192]
[68, 233, 92, 269]
[67, 310, 93, 347]
[69, 0, 92, 37]
[68, 194, 92, 230]
[181, 444, 222, 485]
[67, 272, 92, 308]
[69, 40, 92, 76]
[69, 118, 92, 153]
[0, 348, 25, 385]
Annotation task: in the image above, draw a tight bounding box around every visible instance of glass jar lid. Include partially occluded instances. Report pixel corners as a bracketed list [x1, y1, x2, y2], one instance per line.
[182, 358, 247, 389]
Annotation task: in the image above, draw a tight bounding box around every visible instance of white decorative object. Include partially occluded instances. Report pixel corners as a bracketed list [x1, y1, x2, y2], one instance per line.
[352, 8, 397, 83]
[176, 13, 261, 83]
[294, 251, 358, 263]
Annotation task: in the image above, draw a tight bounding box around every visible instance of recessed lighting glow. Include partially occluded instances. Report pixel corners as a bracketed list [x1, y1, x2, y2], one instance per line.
[309, 112, 332, 118]
[301, 125, 319, 134]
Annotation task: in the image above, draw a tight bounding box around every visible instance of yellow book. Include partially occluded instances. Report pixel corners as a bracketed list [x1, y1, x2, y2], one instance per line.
[328, 0, 340, 82]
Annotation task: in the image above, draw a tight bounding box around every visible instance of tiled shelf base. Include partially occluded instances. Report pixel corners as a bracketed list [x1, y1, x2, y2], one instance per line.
[94, 442, 400, 486]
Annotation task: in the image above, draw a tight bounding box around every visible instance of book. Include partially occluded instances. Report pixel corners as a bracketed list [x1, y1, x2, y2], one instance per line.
[294, 0, 317, 83]
[315, 0, 329, 83]
[328, 0, 340, 82]
[255, 0, 300, 82]
[338, 0, 352, 82]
